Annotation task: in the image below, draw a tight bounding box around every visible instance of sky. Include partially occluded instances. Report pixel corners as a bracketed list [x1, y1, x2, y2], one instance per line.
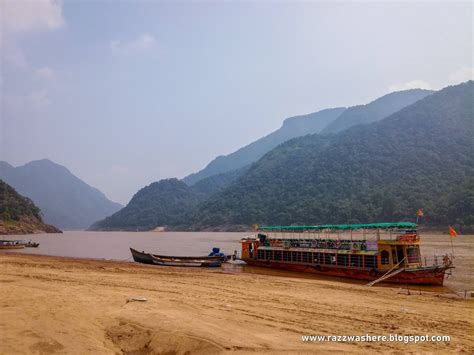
[1, 0, 472, 204]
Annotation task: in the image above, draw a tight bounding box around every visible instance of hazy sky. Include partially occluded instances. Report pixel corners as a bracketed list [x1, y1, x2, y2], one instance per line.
[1, 1, 472, 204]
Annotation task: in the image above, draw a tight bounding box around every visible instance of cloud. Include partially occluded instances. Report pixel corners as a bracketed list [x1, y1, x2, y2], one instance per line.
[389, 80, 433, 92]
[110, 34, 157, 53]
[388, 68, 474, 92]
[448, 67, 474, 84]
[35, 67, 56, 80]
[2, 0, 65, 33]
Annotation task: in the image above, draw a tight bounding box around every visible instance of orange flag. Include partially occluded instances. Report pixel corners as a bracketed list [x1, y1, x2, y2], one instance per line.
[448, 226, 457, 237]
[417, 209, 424, 217]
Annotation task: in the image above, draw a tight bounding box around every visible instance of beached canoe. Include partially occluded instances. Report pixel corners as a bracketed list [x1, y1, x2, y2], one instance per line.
[130, 247, 226, 263]
[130, 248, 223, 267]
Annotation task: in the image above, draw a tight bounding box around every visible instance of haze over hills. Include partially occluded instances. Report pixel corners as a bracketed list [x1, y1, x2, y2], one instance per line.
[191, 82, 473, 229]
[0, 160, 122, 230]
[321, 89, 434, 134]
[88, 84, 473, 232]
[0, 179, 61, 235]
[183, 89, 434, 186]
[182, 107, 346, 186]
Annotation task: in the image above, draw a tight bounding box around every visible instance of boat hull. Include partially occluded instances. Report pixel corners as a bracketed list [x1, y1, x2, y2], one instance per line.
[130, 248, 225, 262]
[130, 248, 222, 267]
[242, 259, 448, 286]
[130, 248, 154, 264]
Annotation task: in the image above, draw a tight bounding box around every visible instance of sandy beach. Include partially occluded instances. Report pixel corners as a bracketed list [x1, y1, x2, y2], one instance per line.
[0, 252, 473, 354]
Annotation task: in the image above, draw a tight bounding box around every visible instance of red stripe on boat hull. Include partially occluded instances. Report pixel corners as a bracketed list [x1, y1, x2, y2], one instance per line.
[243, 259, 447, 286]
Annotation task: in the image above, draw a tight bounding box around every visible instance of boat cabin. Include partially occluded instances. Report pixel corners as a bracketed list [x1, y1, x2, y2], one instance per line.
[241, 222, 422, 272]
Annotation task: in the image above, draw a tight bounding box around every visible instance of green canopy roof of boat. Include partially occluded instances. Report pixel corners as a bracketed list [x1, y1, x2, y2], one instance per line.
[259, 222, 417, 231]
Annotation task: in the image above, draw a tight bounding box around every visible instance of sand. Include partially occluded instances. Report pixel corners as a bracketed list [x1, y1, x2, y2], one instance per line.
[0, 253, 473, 354]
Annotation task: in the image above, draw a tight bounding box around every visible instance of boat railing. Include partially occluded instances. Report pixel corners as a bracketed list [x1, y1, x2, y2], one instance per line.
[257, 228, 417, 241]
[421, 254, 454, 268]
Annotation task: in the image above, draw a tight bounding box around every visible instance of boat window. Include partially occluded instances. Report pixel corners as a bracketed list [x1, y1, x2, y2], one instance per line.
[314, 253, 322, 264]
[283, 251, 290, 261]
[364, 255, 377, 268]
[337, 254, 348, 267]
[302, 252, 311, 263]
[257, 250, 264, 260]
[381, 250, 390, 265]
[325, 253, 336, 265]
[407, 246, 420, 263]
[351, 254, 362, 268]
[264, 250, 272, 260]
[292, 251, 302, 262]
[274, 250, 282, 261]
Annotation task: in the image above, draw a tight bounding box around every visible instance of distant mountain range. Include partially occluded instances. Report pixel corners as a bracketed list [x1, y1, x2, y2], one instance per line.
[190, 82, 473, 229]
[0, 159, 122, 230]
[93, 86, 469, 231]
[183, 89, 433, 186]
[0, 179, 61, 235]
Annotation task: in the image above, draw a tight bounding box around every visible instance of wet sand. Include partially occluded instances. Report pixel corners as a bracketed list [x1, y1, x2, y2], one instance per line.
[0, 252, 473, 354]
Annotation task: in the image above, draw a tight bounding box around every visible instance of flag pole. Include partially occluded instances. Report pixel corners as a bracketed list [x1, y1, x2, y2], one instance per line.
[448, 226, 457, 259]
[450, 235, 455, 259]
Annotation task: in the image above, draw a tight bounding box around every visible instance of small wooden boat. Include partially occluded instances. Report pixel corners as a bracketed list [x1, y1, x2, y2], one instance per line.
[130, 248, 228, 264]
[0, 240, 25, 249]
[25, 241, 40, 248]
[130, 248, 222, 267]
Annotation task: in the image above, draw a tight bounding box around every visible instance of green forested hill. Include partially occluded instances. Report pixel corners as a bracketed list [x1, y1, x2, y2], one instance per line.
[89, 179, 199, 230]
[90, 167, 248, 230]
[190, 82, 473, 229]
[0, 179, 61, 234]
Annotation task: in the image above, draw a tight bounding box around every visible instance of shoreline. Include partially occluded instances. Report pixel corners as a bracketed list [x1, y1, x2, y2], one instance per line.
[1, 253, 473, 353]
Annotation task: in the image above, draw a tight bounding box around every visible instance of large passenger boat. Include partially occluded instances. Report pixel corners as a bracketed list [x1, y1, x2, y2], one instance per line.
[240, 222, 453, 286]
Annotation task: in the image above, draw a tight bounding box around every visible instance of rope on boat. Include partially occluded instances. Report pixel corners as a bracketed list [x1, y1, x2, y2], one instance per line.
[366, 257, 407, 287]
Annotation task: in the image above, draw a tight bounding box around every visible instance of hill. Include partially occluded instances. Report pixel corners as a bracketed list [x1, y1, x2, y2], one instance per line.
[89, 179, 199, 231]
[0, 179, 61, 235]
[321, 89, 434, 134]
[90, 167, 248, 231]
[190, 82, 473, 230]
[182, 107, 346, 185]
[0, 159, 122, 230]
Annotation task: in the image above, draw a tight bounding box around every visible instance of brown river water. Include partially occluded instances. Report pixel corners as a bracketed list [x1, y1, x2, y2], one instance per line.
[2, 231, 472, 292]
